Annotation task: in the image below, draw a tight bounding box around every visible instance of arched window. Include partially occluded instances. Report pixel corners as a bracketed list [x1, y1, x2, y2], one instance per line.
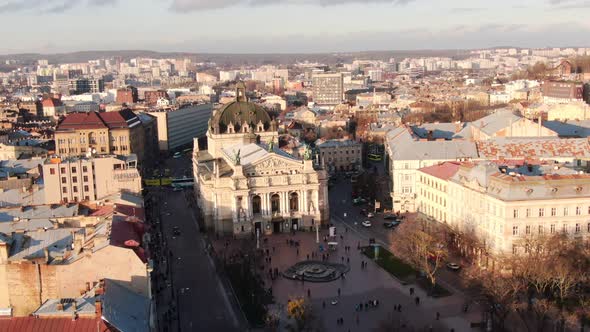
[252, 195, 261, 214]
[271, 194, 281, 214]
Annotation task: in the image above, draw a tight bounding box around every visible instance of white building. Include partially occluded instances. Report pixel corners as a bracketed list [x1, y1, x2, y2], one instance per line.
[193, 83, 329, 236]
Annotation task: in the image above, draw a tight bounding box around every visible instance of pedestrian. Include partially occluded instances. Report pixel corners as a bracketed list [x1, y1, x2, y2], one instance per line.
[436, 312, 440, 320]
[272, 246, 275, 253]
[322, 301, 326, 309]
[340, 235, 343, 240]
[338, 288, 341, 296]
[415, 296, 420, 305]
[347, 257, 350, 263]
[341, 256, 344, 262]
[409, 287, 414, 295]
[361, 261, 364, 269]
[307, 254, 310, 260]
[307, 289, 311, 297]
[269, 257, 272, 264]
[296, 248, 299, 255]
[398, 304, 402, 312]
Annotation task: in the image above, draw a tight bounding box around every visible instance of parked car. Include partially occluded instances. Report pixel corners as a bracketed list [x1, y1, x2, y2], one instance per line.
[173, 226, 181, 236]
[383, 214, 398, 220]
[353, 197, 367, 205]
[360, 208, 367, 216]
[446, 262, 461, 271]
[361, 220, 372, 227]
[367, 212, 375, 218]
[173, 152, 182, 159]
[383, 221, 400, 229]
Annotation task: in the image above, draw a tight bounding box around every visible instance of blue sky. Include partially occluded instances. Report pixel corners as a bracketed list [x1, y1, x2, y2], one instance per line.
[0, 0, 589, 54]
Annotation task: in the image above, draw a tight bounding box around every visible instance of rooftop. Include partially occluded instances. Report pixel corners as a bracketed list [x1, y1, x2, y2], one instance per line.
[418, 162, 461, 180]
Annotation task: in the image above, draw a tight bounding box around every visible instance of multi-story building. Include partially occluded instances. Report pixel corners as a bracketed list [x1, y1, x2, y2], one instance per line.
[115, 86, 138, 104]
[542, 80, 584, 104]
[312, 72, 344, 107]
[445, 162, 590, 257]
[316, 139, 362, 173]
[42, 155, 141, 204]
[147, 103, 213, 151]
[417, 161, 460, 224]
[54, 110, 157, 167]
[193, 83, 329, 236]
[144, 90, 169, 106]
[69, 78, 104, 95]
[40, 98, 65, 118]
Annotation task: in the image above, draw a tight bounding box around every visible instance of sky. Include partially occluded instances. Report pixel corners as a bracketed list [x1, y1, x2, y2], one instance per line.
[0, 0, 589, 54]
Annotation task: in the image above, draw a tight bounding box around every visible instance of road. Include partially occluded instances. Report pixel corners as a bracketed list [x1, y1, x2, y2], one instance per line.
[328, 165, 478, 299]
[150, 154, 243, 332]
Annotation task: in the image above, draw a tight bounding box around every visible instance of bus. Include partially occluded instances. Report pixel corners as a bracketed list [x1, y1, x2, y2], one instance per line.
[171, 177, 194, 188]
[368, 154, 382, 162]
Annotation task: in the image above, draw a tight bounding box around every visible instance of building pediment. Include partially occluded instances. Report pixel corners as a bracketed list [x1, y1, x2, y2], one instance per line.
[244, 154, 303, 175]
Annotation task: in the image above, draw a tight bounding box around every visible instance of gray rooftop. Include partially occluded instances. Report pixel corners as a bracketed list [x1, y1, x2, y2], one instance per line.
[102, 279, 150, 332]
[34, 296, 96, 317]
[411, 123, 462, 140]
[0, 204, 80, 222]
[543, 120, 590, 138]
[387, 127, 478, 161]
[222, 143, 298, 167]
[8, 228, 75, 262]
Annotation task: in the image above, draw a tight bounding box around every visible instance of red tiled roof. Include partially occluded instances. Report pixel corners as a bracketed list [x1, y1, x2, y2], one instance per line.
[99, 111, 127, 128]
[0, 317, 112, 332]
[90, 205, 114, 217]
[42, 98, 63, 107]
[114, 204, 145, 221]
[418, 161, 461, 180]
[57, 112, 107, 130]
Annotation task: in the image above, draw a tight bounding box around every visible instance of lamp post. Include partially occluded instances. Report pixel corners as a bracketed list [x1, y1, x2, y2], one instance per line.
[315, 222, 319, 244]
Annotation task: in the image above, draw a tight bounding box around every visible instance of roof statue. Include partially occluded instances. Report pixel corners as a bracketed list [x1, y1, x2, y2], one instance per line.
[234, 149, 241, 165]
[268, 140, 275, 152]
[303, 144, 313, 160]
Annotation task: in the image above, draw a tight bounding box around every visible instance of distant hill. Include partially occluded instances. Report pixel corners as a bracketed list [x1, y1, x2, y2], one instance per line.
[0, 49, 471, 67]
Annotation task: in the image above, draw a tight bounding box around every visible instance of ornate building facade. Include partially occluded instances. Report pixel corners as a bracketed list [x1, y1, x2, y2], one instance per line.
[193, 83, 329, 236]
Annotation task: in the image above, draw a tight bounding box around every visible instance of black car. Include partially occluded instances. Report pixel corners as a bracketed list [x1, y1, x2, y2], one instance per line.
[383, 214, 397, 220]
[383, 221, 400, 229]
[172, 226, 181, 236]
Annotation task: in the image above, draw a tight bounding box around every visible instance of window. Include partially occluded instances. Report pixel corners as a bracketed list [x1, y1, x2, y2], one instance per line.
[512, 226, 519, 236]
[62, 187, 67, 194]
[538, 225, 544, 234]
[73, 186, 78, 193]
[525, 225, 531, 235]
[61, 177, 67, 184]
[575, 223, 581, 233]
[49, 168, 55, 175]
[85, 196, 90, 201]
[402, 187, 412, 194]
[526, 208, 531, 218]
[83, 176, 88, 182]
[551, 208, 557, 216]
[513, 209, 519, 218]
[538, 208, 544, 217]
[564, 207, 569, 216]
[576, 206, 581, 215]
[562, 224, 568, 233]
[550, 224, 556, 234]
[512, 245, 518, 255]
[588, 223, 590, 233]
[72, 176, 78, 183]
[83, 166, 88, 172]
[84, 185, 89, 192]
[61, 167, 66, 173]
[71, 167, 77, 173]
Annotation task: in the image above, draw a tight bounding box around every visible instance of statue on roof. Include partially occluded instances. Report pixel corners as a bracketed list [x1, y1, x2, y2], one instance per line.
[303, 144, 312, 160]
[268, 140, 275, 152]
[234, 149, 241, 165]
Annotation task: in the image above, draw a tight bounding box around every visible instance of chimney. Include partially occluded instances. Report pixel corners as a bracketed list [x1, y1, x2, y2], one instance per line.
[95, 300, 102, 317]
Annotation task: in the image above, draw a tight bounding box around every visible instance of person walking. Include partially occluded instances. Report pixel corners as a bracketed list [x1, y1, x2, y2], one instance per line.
[415, 296, 420, 305]
[338, 288, 341, 296]
[436, 312, 440, 320]
[409, 287, 414, 295]
[307, 289, 311, 297]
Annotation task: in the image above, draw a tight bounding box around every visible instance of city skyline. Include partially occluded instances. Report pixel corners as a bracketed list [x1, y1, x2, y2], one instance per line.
[0, 0, 590, 54]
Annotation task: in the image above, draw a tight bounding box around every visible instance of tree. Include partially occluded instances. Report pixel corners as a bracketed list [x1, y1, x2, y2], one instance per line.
[394, 219, 447, 293]
[285, 298, 320, 332]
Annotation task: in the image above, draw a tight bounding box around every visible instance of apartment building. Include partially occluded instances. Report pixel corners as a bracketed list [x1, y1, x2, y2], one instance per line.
[542, 80, 584, 104]
[54, 110, 157, 166]
[312, 72, 344, 106]
[42, 155, 141, 204]
[316, 139, 363, 173]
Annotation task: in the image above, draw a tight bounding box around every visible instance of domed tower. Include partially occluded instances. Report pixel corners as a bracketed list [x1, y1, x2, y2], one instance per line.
[207, 82, 278, 158]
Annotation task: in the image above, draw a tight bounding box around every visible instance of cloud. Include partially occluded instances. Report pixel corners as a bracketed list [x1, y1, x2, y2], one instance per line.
[170, 0, 414, 12]
[549, 0, 590, 8]
[0, 0, 117, 13]
[450, 7, 484, 13]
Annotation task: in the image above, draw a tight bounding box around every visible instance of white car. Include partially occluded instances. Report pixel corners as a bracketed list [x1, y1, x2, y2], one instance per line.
[361, 220, 372, 227]
[173, 152, 182, 159]
[367, 212, 375, 218]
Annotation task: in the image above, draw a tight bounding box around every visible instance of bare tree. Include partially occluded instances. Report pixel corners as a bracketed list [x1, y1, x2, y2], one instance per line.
[394, 219, 447, 293]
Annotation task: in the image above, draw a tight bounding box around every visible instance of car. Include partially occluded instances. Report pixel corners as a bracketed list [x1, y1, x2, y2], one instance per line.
[367, 212, 375, 218]
[361, 220, 372, 227]
[383, 214, 398, 220]
[383, 221, 400, 229]
[173, 187, 183, 192]
[446, 262, 461, 271]
[173, 152, 182, 159]
[173, 227, 181, 236]
[352, 197, 367, 205]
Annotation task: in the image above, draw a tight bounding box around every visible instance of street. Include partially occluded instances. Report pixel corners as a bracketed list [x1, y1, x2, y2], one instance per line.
[150, 154, 244, 332]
